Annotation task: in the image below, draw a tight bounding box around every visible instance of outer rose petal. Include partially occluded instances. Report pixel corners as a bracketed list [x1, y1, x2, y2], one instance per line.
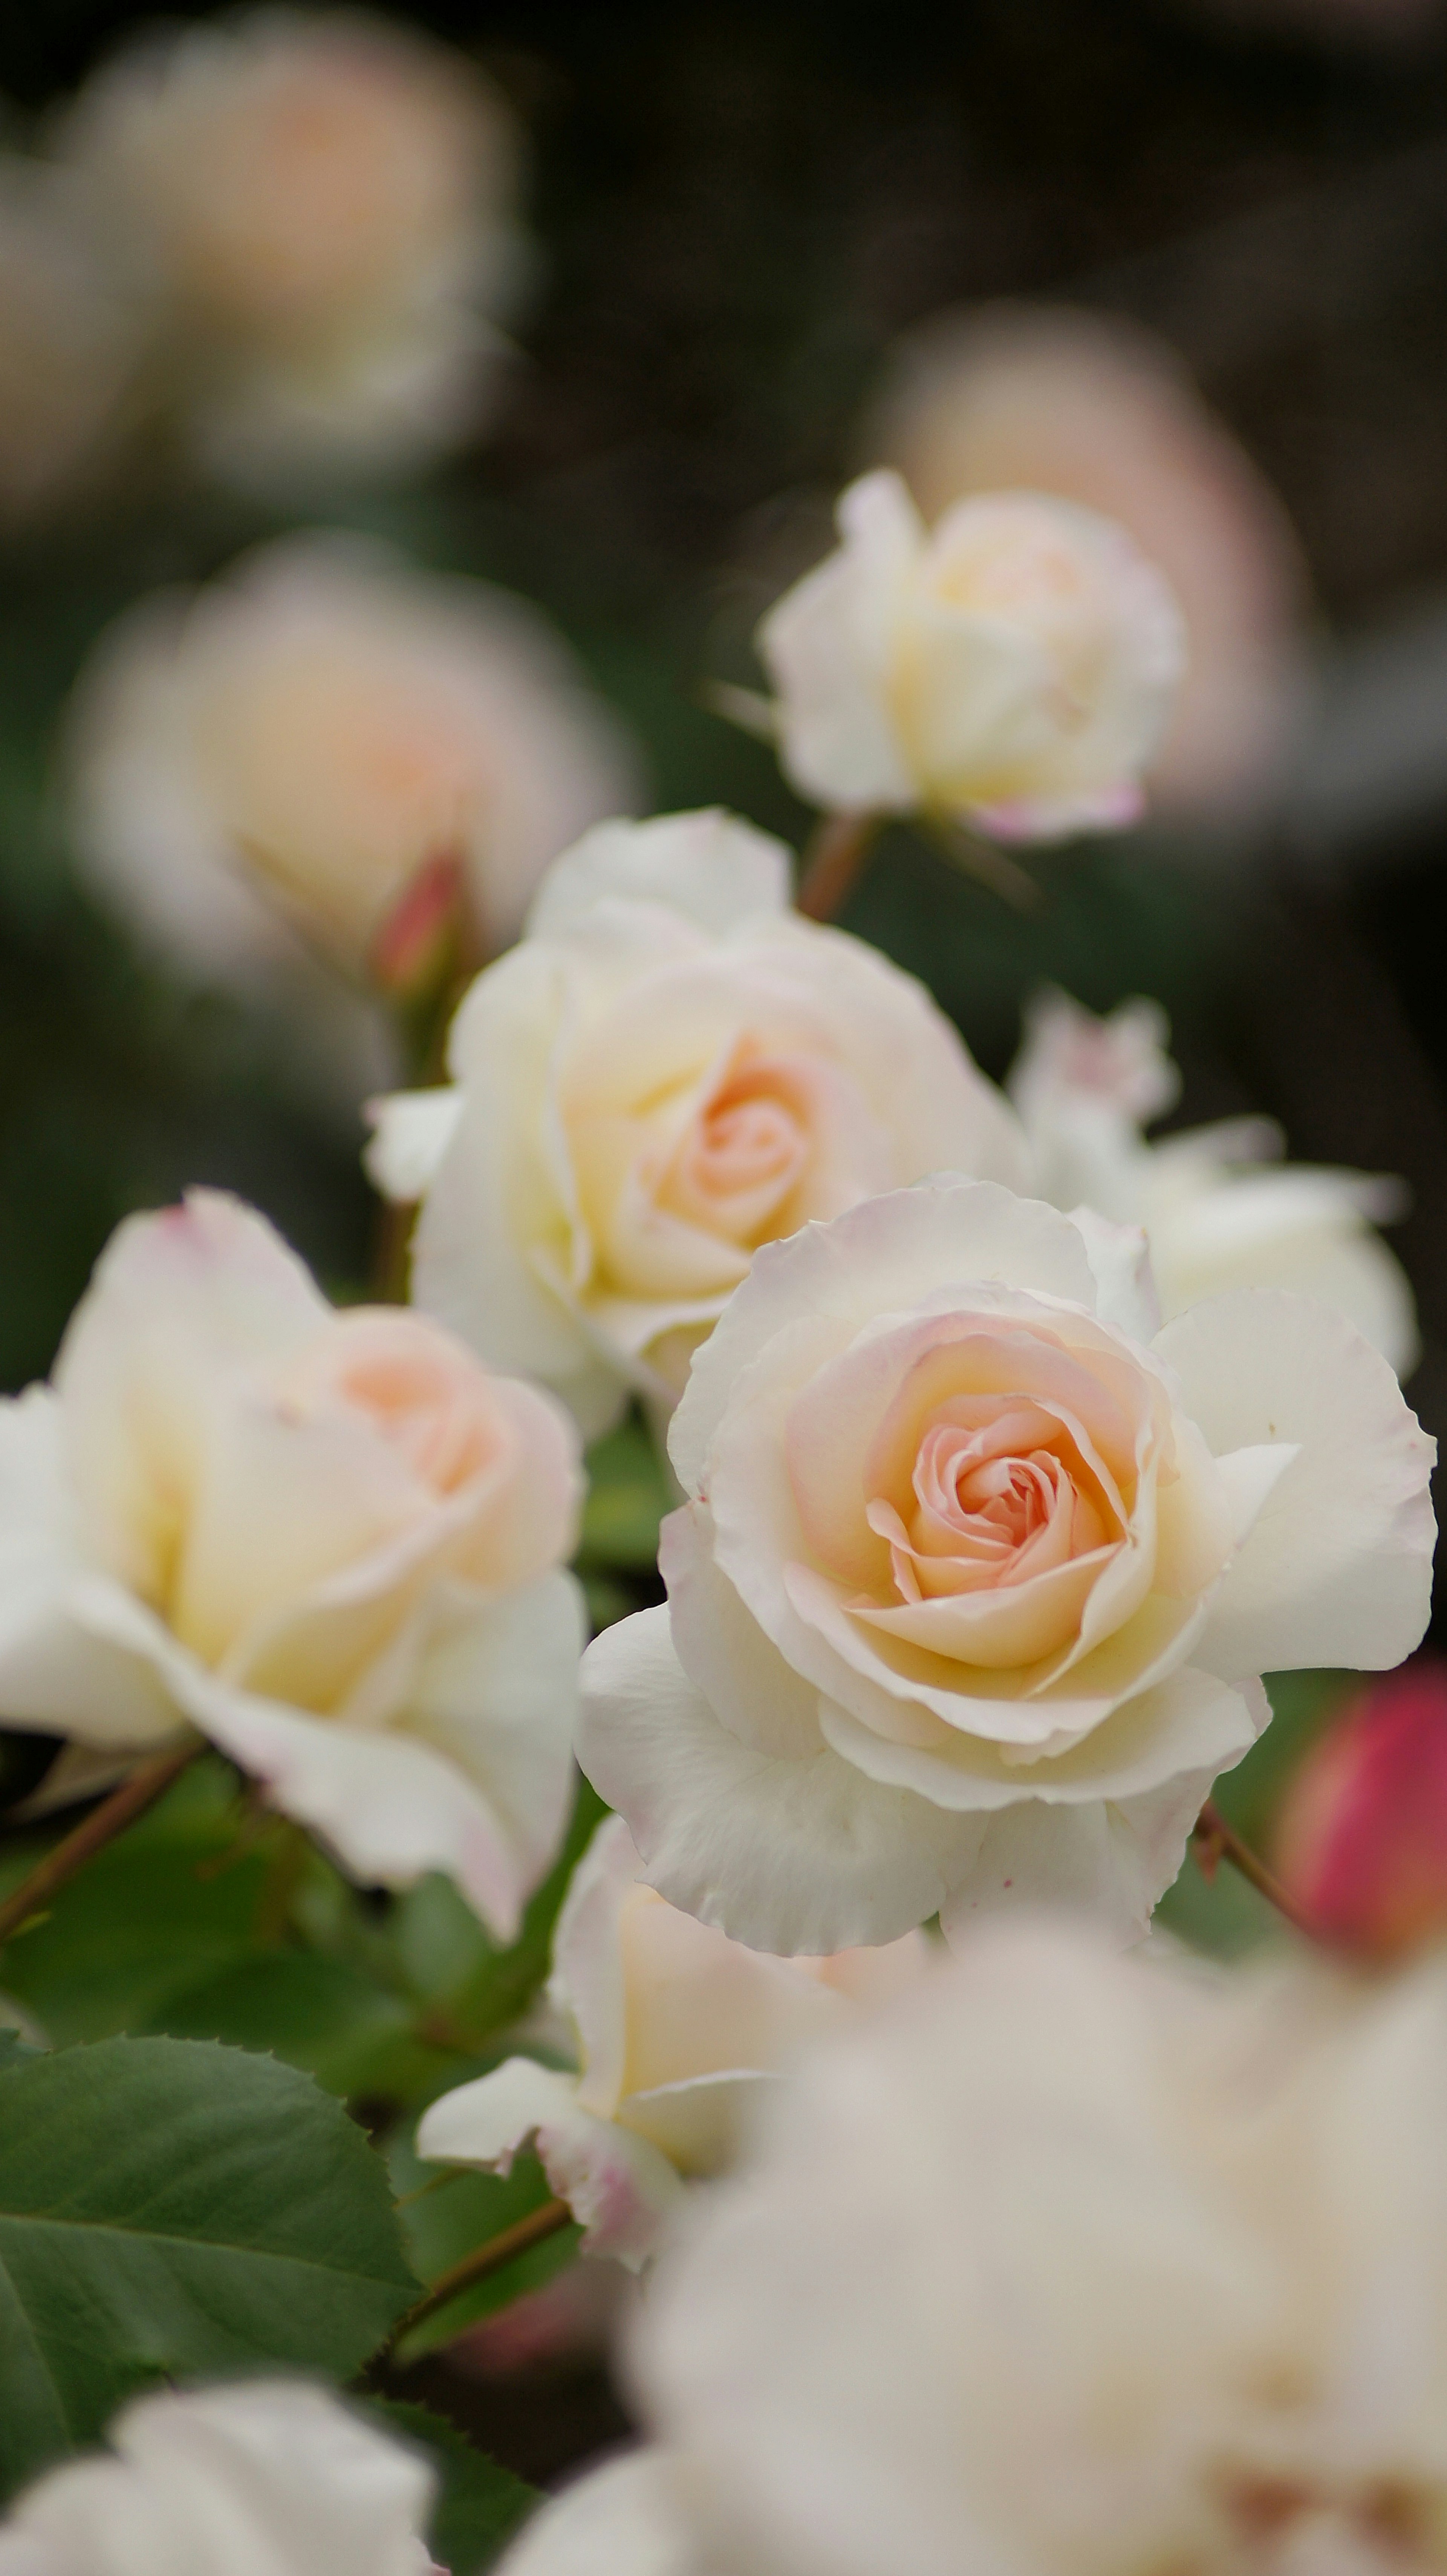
[670, 1179, 1098, 1499]
[363, 1085, 462, 1202]
[525, 809, 793, 940]
[406, 1570, 585, 1894]
[578, 1606, 969, 1954]
[418, 2057, 684, 2268]
[493, 2452, 693, 2576]
[1156, 1291, 1436, 1680]
[759, 472, 921, 813]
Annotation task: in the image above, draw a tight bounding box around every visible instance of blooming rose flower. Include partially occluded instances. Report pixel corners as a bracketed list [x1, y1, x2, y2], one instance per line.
[66, 531, 639, 1012]
[495, 1921, 1447, 2576]
[418, 1813, 930, 2265]
[0, 1190, 584, 1936]
[864, 305, 1308, 814]
[0, 2380, 438, 2576]
[578, 1178, 1435, 1952]
[366, 810, 1029, 1437]
[1010, 987, 1419, 1378]
[755, 469, 1184, 842]
[1276, 1658, 1447, 1958]
[57, 8, 528, 484]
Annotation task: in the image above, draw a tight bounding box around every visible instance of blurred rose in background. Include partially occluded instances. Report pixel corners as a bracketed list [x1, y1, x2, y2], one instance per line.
[64, 531, 641, 1091]
[0, 162, 137, 523]
[863, 305, 1310, 817]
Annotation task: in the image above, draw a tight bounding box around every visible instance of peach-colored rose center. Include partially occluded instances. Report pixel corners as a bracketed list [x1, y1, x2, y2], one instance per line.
[866, 1395, 1116, 1609]
[657, 1050, 815, 1246]
[281, 1311, 507, 1499]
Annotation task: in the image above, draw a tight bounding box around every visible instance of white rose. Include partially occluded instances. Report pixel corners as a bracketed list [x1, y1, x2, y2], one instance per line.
[417, 1812, 929, 2266]
[577, 1177, 1435, 1952]
[0, 1189, 585, 1937]
[66, 530, 639, 1024]
[1011, 987, 1419, 1378]
[57, 9, 528, 483]
[0, 2380, 437, 2576]
[864, 304, 1308, 815]
[496, 1924, 1447, 2576]
[756, 469, 1184, 841]
[366, 809, 1029, 1437]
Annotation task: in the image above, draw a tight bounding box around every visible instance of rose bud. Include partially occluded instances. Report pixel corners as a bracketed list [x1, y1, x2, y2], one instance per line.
[1276, 1659, 1447, 1959]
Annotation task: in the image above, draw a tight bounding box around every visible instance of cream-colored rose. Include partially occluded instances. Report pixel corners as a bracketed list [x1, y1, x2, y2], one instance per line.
[57, 9, 527, 483]
[496, 1924, 1447, 2576]
[418, 1813, 929, 2265]
[756, 469, 1184, 842]
[0, 1189, 585, 1936]
[865, 306, 1308, 814]
[578, 1177, 1435, 1953]
[0, 2380, 437, 2576]
[0, 161, 138, 524]
[66, 531, 639, 1006]
[366, 809, 1029, 1436]
[1011, 988, 1419, 1378]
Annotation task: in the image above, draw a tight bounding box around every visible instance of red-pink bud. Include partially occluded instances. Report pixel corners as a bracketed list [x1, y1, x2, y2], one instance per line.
[1275, 1659, 1447, 1959]
[368, 848, 467, 997]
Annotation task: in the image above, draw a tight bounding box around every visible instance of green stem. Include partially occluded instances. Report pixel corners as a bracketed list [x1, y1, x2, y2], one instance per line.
[386, 2196, 574, 2348]
[1193, 1799, 1313, 1936]
[0, 1741, 199, 1948]
[795, 811, 880, 921]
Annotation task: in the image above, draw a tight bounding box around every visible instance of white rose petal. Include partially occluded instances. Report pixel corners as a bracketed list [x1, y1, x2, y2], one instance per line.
[417, 1810, 929, 2259]
[757, 469, 1184, 840]
[494, 1928, 1447, 2576]
[379, 809, 1028, 1435]
[0, 2380, 436, 2576]
[0, 1189, 585, 1936]
[578, 1178, 1433, 1950]
[1010, 988, 1420, 1378]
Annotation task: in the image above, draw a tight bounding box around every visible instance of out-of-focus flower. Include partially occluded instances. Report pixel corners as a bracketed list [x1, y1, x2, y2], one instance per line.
[0, 161, 138, 524]
[865, 306, 1308, 814]
[0, 1190, 585, 1936]
[756, 468, 1183, 842]
[1276, 1659, 1447, 1957]
[497, 1921, 1447, 2576]
[1010, 988, 1419, 1378]
[366, 810, 1028, 1437]
[56, 8, 529, 485]
[66, 531, 639, 1006]
[579, 1176, 1435, 1953]
[0, 2380, 437, 2576]
[418, 1813, 930, 2267]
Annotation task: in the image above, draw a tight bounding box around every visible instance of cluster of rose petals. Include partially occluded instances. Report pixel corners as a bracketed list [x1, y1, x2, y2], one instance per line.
[1276, 1658, 1447, 1957]
[756, 468, 1185, 842]
[578, 1177, 1435, 1953]
[418, 1813, 929, 2265]
[0, 2381, 439, 2576]
[1010, 986, 1419, 1378]
[367, 810, 1028, 1437]
[498, 1921, 1447, 2576]
[55, 8, 529, 486]
[67, 532, 639, 1031]
[864, 304, 1308, 814]
[0, 1190, 585, 1937]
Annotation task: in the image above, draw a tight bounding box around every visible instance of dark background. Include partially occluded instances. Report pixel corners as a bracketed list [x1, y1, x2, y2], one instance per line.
[4, 0, 1447, 1534]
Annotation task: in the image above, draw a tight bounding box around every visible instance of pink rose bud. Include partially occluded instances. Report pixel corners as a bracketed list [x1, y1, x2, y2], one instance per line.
[368, 847, 468, 996]
[1276, 1659, 1447, 1959]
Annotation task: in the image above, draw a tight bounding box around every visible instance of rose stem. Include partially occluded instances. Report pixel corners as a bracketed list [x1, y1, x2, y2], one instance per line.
[385, 2197, 574, 2348]
[1193, 1798, 1315, 1936]
[0, 1741, 200, 1950]
[794, 811, 880, 921]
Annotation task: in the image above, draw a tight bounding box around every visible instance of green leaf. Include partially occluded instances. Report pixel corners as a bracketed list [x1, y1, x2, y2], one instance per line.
[579, 1409, 671, 1571]
[139, 1951, 451, 2102]
[0, 2034, 417, 2501]
[0, 2029, 37, 2074]
[363, 2400, 538, 2573]
[435, 1778, 610, 2057]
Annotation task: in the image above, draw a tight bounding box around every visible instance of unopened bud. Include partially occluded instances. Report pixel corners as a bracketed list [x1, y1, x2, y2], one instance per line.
[1275, 1659, 1447, 1960]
